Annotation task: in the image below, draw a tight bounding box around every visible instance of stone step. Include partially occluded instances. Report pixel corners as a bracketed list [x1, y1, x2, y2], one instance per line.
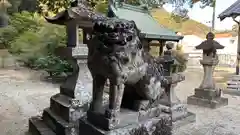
[230, 75, 240, 80]
[227, 85, 240, 90]
[50, 93, 88, 122]
[230, 75, 240, 81]
[29, 116, 55, 135]
[42, 108, 78, 135]
[226, 88, 240, 91]
[227, 81, 240, 85]
[227, 84, 240, 87]
[227, 85, 240, 89]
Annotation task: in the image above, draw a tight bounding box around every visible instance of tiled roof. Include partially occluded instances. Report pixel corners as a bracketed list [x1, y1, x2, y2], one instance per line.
[108, 3, 183, 41]
[219, 0, 240, 21]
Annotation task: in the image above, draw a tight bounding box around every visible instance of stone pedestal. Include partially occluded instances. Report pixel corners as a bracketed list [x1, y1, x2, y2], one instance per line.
[79, 107, 172, 135]
[187, 55, 228, 108]
[28, 46, 90, 135]
[223, 75, 240, 96]
[160, 73, 196, 128]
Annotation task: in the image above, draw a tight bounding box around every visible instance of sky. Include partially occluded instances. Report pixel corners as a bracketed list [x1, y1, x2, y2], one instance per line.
[163, 0, 238, 30]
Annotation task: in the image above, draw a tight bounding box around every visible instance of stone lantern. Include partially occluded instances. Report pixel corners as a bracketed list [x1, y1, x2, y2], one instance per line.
[187, 32, 228, 109]
[29, 2, 95, 135]
[159, 42, 196, 128]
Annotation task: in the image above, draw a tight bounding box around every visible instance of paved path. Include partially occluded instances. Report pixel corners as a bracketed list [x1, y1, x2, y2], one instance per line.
[0, 68, 240, 135]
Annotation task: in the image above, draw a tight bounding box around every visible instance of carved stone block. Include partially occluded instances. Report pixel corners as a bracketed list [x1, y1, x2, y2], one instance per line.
[42, 108, 78, 135]
[194, 88, 221, 100]
[171, 104, 196, 128]
[50, 94, 88, 122]
[29, 93, 90, 135]
[187, 88, 228, 109]
[87, 109, 138, 131]
[79, 114, 172, 135]
[87, 105, 165, 131]
[29, 116, 56, 135]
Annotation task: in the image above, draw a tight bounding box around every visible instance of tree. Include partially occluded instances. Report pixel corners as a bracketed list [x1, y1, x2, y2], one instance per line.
[36, 0, 214, 15]
[37, 0, 107, 14]
[18, 0, 39, 13]
[6, 0, 21, 14]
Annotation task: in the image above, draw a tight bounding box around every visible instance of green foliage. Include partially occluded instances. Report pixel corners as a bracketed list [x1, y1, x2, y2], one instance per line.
[18, 0, 39, 12]
[6, 0, 21, 14]
[0, 12, 42, 49]
[5, 0, 39, 14]
[37, 0, 107, 14]
[94, 1, 108, 14]
[152, 9, 210, 38]
[38, 0, 70, 14]
[0, 11, 73, 77]
[34, 55, 72, 76]
[125, 0, 141, 6]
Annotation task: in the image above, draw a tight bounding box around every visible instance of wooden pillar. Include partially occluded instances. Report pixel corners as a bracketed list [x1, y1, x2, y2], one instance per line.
[159, 40, 166, 56]
[236, 24, 240, 75]
[142, 39, 150, 52]
[82, 30, 87, 44]
[66, 21, 79, 47]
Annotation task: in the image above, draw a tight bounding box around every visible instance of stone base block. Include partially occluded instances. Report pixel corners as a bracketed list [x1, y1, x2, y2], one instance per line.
[29, 116, 55, 135]
[29, 93, 87, 135]
[50, 93, 88, 122]
[194, 88, 220, 100]
[161, 104, 196, 128]
[223, 89, 240, 96]
[87, 109, 138, 131]
[187, 95, 228, 109]
[79, 114, 172, 135]
[171, 104, 196, 128]
[42, 108, 78, 135]
[87, 104, 164, 130]
[173, 112, 196, 128]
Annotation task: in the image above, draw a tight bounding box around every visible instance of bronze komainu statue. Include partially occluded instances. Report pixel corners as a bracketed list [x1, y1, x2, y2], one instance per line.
[87, 18, 168, 120]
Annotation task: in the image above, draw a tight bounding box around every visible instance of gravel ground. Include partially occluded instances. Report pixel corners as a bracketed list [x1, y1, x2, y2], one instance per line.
[0, 67, 239, 135]
[173, 68, 240, 135]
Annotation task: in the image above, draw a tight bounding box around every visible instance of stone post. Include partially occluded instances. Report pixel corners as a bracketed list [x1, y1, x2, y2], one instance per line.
[158, 40, 165, 56]
[159, 43, 196, 128]
[187, 32, 228, 109]
[142, 39, 150, 52]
